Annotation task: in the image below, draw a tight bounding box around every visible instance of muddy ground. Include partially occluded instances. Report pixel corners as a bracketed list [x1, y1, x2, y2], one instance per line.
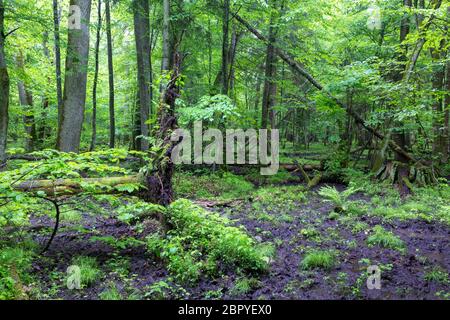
[28, 182, 449, 300]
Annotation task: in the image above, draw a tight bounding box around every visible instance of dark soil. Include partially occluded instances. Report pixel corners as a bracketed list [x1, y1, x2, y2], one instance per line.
[28, 183, 449, 300]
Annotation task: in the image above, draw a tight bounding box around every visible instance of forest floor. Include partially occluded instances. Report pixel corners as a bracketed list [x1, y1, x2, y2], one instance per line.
[20, 168, 449, 300]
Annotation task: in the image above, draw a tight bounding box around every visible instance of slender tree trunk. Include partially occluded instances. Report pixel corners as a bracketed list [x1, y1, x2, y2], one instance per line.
[0, 0, 9, 164]
[53, 0, 63, 129]
[430, 42, 445, 157]
[444, 52, 450, 163]
[228, 28, 242, 96]
[57, 0, 92, 153]
[90, 0, 102, 151]
[392, 0, 412, 164]
[254, 73, 262, 116]
[39, 32, 52, 145]
[133, 0, 151, 151]
[16, 51, 37, 153]
[261, 6, 278, 129]
[105, 0, 115, 148]
[221, 0, 230, 95]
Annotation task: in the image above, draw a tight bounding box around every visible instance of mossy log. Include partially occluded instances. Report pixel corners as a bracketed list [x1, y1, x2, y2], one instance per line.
[14, 175, 143, 197]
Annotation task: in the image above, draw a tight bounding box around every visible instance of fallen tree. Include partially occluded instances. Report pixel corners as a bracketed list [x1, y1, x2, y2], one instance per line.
[14, 175, 143, 197]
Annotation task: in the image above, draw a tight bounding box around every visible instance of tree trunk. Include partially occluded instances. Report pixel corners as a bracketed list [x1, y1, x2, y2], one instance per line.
[444, 32, 450, 163]
[228, 28, 242, 97]
[90, 0, 102, 151]
[0, 0, 9, 164]
[261, 5, 278, 129]
[16, 52, 37, 153]
[133, 0, 151, 151]
[53, 0, 63, 129]
[221, 0, 230, 95]
[392, 0, 412, 164]
[57, 0, 92, 153]
[39, 32, 52, 146]
[105, 0, 115, 148]
[145, 0, 180, 206]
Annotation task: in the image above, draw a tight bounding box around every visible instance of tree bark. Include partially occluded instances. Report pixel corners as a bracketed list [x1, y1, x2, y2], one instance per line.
[221, 0, 230, 95]
[53, 0, 63, 129]
[133, 0, 151, 151]
[105, 0, 115, 148]
[16, 51, 37, 153]
[391, 0, 412, 164]
[39, 32, 52, 145]
[0, 0, 9, 164]
[261, 4, 278, 129]
[227, 27, 242, 97]
[444, 54, 450, 163]
[90, 0, 102, 151]
[145, 0, 180, 206]
[57, 0, 92, 153]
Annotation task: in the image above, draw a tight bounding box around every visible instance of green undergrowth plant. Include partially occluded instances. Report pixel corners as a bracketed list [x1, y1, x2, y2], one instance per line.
[115, 199, 165, 224]
[99, 283, 122, 300]
[245, 168, 301, 185]
[146, 199, 273, 284]
[0, 246, 34, 300]
[366, 226, 406, 253]
[70, 256, 102, 288]
[251, 185, 306, 218]
[300, 249, 337, 270]
[174, 172, 253, 200]
[318, 186, 359, 213]
[424, 267, 449, 285]
[229, 277, 261, 296]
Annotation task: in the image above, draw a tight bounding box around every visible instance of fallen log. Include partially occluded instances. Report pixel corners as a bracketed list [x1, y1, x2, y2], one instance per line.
[14, 175, 143, 197]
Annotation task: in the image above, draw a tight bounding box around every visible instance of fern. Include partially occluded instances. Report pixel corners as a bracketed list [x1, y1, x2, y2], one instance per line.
[318, 186, 358, 212]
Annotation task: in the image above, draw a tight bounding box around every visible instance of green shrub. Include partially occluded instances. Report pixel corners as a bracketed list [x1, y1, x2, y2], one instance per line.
[366, 226, 406, 253]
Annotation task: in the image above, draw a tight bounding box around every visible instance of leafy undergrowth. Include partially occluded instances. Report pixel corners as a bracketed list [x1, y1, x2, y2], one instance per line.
[147, 199, 273, 284]
[0, 169, 449, 300]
